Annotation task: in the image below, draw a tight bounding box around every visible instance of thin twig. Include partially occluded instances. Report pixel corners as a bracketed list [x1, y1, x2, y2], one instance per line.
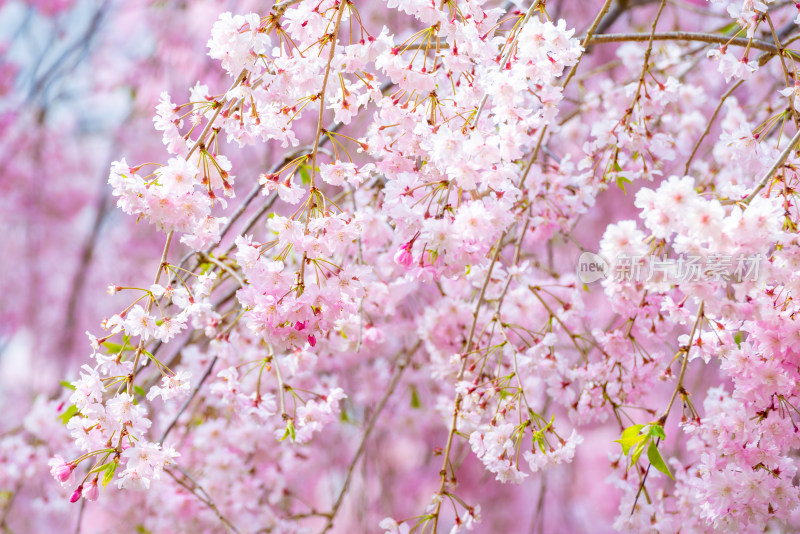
[200, 253, 245, 288]
[520, 0, 618, 187]
[127, 230, 174, 396]
[659, 301, 704, 425]
[765, 13, 800, 130]
[73, 498, 85, 534]
[472, 1, 541, 124]
[273, 349, 288, 420]
[562, 0, 614, 88]
[166, 467, 241, 534]
[684, 80, 743, 175]
[320, 342, 421, 533]
[431, 232, 506, 532]
[159, 356, 218, 443]
[309, 0, 347, 189]
[742, 128, 800, 204]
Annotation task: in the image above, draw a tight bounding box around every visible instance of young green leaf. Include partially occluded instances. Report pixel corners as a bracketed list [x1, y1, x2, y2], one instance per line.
[535, 434, 546, 454]
[648, 424, 666, 440]
[616, 175, 632, 194]
[614, 424, 645, 456]
[410, 385, 421, 408]
[58, 404, 79, 425]
[101, 341, 125, 353]
[278, 420, 296, 442]
[717, 21, 739, 35]
[101, 461, 118, 488]
[299, 165, 311, 185]
[631, 438, 649, 466]
[647, 440, 674, 479]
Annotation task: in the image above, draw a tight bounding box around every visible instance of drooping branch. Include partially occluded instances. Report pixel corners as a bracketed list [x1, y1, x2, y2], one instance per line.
[586, 31, 780, 54]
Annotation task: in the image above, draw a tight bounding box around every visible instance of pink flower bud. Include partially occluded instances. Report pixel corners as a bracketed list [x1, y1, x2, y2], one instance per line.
[50, 460, 75, 483]
[307, 334, 317, 347]
[393, 242, 413, 267]
[70, 486, 83, 503]
[83, 481, 99, 502]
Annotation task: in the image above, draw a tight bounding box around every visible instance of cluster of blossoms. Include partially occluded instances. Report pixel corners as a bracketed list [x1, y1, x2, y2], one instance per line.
[4, 0, 800, 532]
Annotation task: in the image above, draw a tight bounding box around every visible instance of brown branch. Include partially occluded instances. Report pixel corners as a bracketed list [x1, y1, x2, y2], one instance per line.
[407, 31, 781, 55]
[587, 31, 779, 54]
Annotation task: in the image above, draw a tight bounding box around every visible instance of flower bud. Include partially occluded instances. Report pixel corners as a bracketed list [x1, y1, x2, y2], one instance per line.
[83, 481, 100, 502]
[70, 485, 83, 503]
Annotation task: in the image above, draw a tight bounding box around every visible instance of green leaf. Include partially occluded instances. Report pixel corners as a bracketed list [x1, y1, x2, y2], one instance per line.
[717, 21, 739, 35]
[647, 440, 674, 479]
[60, 380, 76, 391]
[133, 385, 147, 398]
[278, 420, 296, 442]
[88, 462, 111, 476]
[648, 424, 666, 440]
[734, 331, 742, 348]
[58, 404, 79, 425]
[616, 175, 632, 194]
[410, 386, 421, 409]
[631, 438, 649, 465]
[614, 424, 645, 456]
[299, 165, 311, 185]
[101, 461, 118, 488]
[101, 341, 125, 353]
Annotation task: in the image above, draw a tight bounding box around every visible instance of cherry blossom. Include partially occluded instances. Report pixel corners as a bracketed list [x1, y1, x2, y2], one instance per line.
[4, 0, 800, 532]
